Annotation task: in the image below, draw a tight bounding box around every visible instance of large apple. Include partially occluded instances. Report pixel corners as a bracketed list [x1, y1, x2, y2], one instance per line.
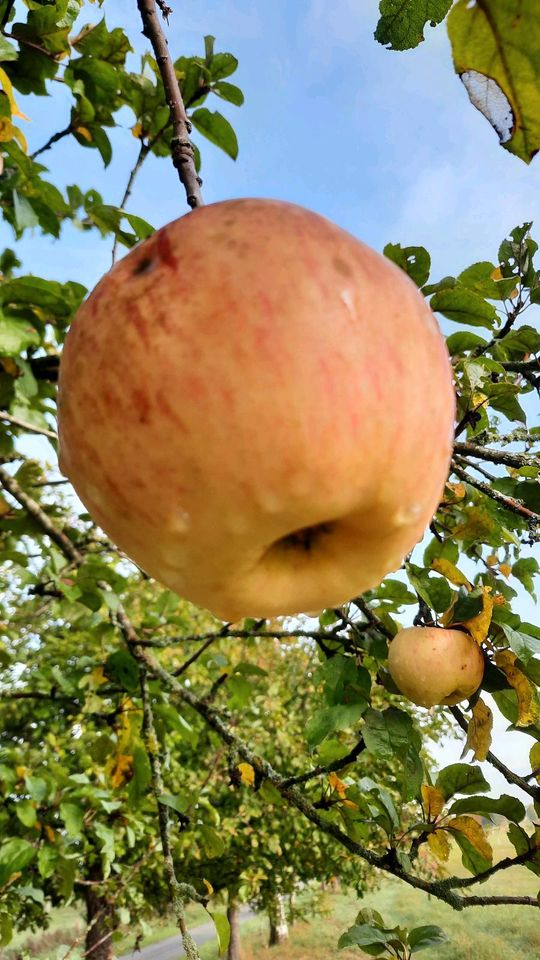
[57, 199, 455, 620]
[387, 626, 484, 707]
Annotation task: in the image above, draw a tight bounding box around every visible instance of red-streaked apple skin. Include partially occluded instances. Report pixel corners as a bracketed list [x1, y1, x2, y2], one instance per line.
[388, 626, 484, 707]
[58, 199, 455, 620]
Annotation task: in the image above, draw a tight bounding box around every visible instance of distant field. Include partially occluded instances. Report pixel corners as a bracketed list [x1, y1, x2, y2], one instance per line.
[5, 830, 539, 960]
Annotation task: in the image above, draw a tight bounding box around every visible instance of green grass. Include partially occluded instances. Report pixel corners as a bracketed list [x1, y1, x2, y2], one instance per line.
[4, 831, 539, 960]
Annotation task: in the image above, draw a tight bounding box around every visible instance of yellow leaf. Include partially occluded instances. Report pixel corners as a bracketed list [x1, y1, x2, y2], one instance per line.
[0, 117, 14, 142]
[461, 587, 493, 644]
[421, 784, 445, 821]
[486, 554, 498, 567]
[92, 666, 107, 687]
[447, 816, 493, 862]
[131, 122, 143, 139]
[530, 742, 540, 783]
[465, 698, 493, 761]
[237, 762, 255, 787]
[491, 267, 503, 280]
[492, 594, 506, 607]
[203, 878, 214, 896]
[0, 67, 29, 120]
[495, 650, 540, 727]
[427, 830, 450, 861]
[498, 563, 512, 578]
[0, 357, 20, 377]
[341, 798, 359, 810]
[0, 494, 11, 517]
[12, 126, 28, 154]
[444, 482, 466, 501]
[75, 126, 93, 143]
[431, 558, 471, 589]
[109, 753, 133, 789]
[328, 772, 347, 798]
[44, 825, 55, 844]
[16, 766, 26, 779]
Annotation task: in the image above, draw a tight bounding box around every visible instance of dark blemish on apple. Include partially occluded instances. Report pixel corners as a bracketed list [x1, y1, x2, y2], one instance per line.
[156, 229, 177, 270]
[132, 256, 155, 276]
[333, 257, 352, 277]
[132, 388, 151, 425]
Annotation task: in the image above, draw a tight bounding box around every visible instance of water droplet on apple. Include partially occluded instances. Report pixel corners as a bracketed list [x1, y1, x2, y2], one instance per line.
[392, 503, 422, 527]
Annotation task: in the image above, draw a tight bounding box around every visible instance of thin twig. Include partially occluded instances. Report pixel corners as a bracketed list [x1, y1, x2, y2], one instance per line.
[136, 0, 203, 208]
[281, 737, 366, 788]
[31, 123, 74, 161]
[449, 705, 540, 802]
[0, 411, 57, 441]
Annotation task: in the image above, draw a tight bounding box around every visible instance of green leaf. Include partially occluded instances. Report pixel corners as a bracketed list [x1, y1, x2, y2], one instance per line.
[511, 558, 539, 599]
[436, 763, 490, 800]
[449, 794, 526, 823]
[158, 793, 189, 816]
[362, 708, 423, 801]
[200, 825, 225, 858]
[15, 799, 37, 828]
[210, 52, 238, 80]
[452, 587, 483, 622]
[406, 563, 452, 613]
[450, 827, 492, 875]
[60, 801, 84, 838]
[213, 81, 244, 106]
[375, 0, 452, 51]
[0, 838, 35, 885]
[448, 0, 540, 163]
[0, 914, 12, 948]
[12, 191, 39, 233]
[446, 331, 487, 355]
[0, 36, 18, 61]
[208, 911, 230, 954]
[383, 243, 431, 287]
[430, 286, 498, 328]
[305, 702, 366, 747]
[0, 312, 40, 355]
[128, 746, 152, 806]
[408, 925, 448, 953]
[104, 650, 140, 693]
[501, 624, 540, 665]
[191, 108, 238, 159]
[338, 923, 395, 950]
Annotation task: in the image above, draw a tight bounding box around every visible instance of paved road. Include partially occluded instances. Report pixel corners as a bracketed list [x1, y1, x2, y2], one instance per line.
[119, 906, 254, 960]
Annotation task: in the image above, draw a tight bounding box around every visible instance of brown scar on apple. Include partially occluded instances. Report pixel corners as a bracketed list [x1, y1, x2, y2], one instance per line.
[132, 256, 156, 276]
[333, 258, 353, 277]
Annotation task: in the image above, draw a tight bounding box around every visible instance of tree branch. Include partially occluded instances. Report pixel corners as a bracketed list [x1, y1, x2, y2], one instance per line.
[140, 671, 202, 960]
[451, 461, 540, 526]
[0, 410, 57, 441]
[281, 737, 366, 788]
[0, 466, 82, 564]
[31, 123, 74, 161]
[449, 705, 540, 802]
[136, 0, 203, 208]
[453, 441, 539, 469]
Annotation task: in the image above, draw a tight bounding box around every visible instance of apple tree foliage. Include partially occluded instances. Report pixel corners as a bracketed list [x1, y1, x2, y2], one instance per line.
[0, 1, 540, 959]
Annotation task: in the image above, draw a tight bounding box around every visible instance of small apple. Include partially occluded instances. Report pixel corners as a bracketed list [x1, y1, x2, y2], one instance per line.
[58, 199, 455, 620]
[387, 626, 484, 707]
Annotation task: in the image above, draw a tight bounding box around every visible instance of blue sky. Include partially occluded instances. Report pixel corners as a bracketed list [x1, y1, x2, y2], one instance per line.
[9, 0, 540, 800]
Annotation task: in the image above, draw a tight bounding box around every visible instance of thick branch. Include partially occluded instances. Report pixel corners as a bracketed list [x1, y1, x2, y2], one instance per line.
[501, 358, 540, 373]
[136, 0, 203, 208]
[449, 706, 540, 802]
[453, 441, 539, 469]
[138, 625, 347, 648]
